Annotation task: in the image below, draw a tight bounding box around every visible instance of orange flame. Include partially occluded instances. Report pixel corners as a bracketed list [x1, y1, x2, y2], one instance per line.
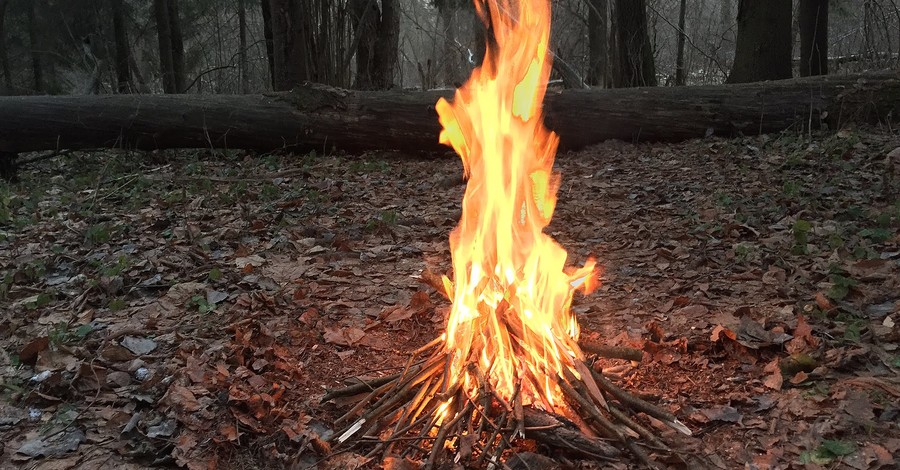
[436, 0, 598, 410]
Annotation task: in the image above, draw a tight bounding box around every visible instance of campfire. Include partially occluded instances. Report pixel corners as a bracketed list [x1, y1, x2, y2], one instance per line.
[324, 0, 690, 466]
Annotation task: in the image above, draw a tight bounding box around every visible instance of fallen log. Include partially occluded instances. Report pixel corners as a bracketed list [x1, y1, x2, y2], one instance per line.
[0, 72, 897, 155]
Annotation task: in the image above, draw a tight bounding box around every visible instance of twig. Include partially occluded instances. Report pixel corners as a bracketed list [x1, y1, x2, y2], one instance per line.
[321, 372, 403, 403]
[579, 340, 644, 362]
[16, 148, 85, 167]
[591, 369, 692, 436]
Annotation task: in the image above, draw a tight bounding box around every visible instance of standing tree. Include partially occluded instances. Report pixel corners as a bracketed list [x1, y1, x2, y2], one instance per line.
[798, 0, 828, 76]
[674, 0, 687, 85]
[350, 0, 377, 89]
[27, 1, 44, 93]
[111, 0, 131, 93]
[0, 0, 11, 94]
[727, 0, 792, 83]
[238, 0, 250, 93]
[260, 0, 276, 89]
[154, 0, 177, 92]
[167, 0, 186, 92]
[586, 0, 608, 87]
[350, 0, 399, 90]
[268, 0, 312, 91]
[614, 0, 656, 87]
[373, 0, 399, 89]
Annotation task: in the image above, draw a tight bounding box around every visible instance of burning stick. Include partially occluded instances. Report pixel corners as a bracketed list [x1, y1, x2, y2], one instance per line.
[324, 0, 691, 466]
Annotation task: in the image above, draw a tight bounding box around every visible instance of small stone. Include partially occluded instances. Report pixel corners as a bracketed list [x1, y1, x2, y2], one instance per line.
[134, 367, 151, 382]
[30, 370, 53, 383]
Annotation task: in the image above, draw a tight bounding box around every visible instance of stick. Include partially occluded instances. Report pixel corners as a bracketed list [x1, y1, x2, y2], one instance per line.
[321, 372, 402, 403]
[591, 370, 692, 436]
[579, 340, 644, 362]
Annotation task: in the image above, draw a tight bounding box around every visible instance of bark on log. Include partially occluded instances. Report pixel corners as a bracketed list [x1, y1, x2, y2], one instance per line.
[0, 72, 898, 155]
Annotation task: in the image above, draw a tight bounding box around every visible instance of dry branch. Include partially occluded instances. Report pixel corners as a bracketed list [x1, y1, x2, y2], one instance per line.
[323, 336, 691, 468]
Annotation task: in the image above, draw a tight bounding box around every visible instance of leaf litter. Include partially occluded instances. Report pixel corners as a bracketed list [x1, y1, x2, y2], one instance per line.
[0, 128, 898, 469]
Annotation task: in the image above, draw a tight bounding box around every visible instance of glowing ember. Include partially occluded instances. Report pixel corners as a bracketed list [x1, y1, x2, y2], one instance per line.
[436, 0, 598, 411]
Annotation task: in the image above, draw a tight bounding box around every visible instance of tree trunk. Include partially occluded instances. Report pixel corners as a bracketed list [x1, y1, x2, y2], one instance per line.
[153, 0, 177, 93]
[798, 0, 828, 77]
[111, 0, 131, 93]
[608, 1, 619, 87]
[238, 0, 250, 93]
[373, 0, 399, 89]
[1, 73, 897, 155]
[0, 0, 12, 94]
[587, 0, 608, 87]
[614, 0, 656, 87]
[269, 0, 311, 91]
[260, 0, 276, 89]
[674, 0, 687, 85]
[350, 0, 377, 89]
[438, 3, 461, 86]
[27, 1, 44, 93]
[727, 0, 792, 83]
[167, 0, 186, 92]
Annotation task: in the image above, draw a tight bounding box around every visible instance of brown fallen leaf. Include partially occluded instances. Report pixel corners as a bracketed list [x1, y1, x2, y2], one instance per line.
[381, 305, 413, 323]
[299, 308, 320, 326]
[763, 370, 783, 390]
[787, 314, 820, 354]
[789, 371, 808, 385]
[322, 326, 348, 346]
[322, 325, 367, 346]
[345, 327, 366, 345]
[217, 423, 239, 443]
[867, 443, 895, 467]
[848, 258, 892, 279]
[19, 336, 50, 365]
[674, 304, 708, 318]
[710, 324, 737, 342]
[409, 290, 432, 310]
[164, 384, 201, 412]
[815, 292, 834, 310]
[763, 358, 783, 390]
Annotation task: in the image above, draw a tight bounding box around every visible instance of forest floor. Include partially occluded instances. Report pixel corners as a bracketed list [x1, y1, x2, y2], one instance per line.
[1, 127, 899, 470]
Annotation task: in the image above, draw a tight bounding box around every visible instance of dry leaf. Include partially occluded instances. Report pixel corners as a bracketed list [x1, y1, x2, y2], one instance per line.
[762, 358, 783, 390]
[814, 292, 834, 310]
[382, 306, 413, 323]
[322, 326, 349, 346]
[19, 336, 50, 365]
[710, 325, 736, 342]
[218, 423, 239, 442]
[789, 371, 808, 385]
[165, 384, 201, 412]
[675, 304, 708, 318]
[787, 314, 820, 354]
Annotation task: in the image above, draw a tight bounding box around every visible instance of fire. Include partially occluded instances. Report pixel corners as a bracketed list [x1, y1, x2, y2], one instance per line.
[436, 0, 597, 411]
